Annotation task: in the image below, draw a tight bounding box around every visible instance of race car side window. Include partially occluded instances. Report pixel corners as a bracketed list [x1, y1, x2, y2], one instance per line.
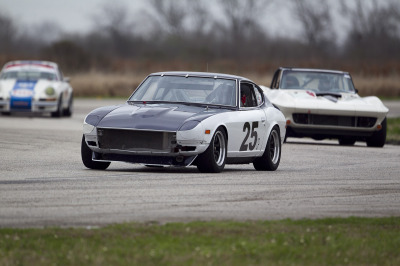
[254, 85, 264, 106]
[240, 83, 260, 108]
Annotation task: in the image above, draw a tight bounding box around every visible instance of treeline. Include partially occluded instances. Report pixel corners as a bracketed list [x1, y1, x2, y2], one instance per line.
[1, 0, 400, 75]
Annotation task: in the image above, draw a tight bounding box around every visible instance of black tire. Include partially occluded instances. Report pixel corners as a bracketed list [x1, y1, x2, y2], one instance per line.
[51, 95, 63, 117]
[366, 118, 386, 147]
[81, 135, 110, 170]
[196, 127, 227, 173]
[63, 94, 73, 117]
[338, 137, 356, 146]
[253, 126, 281, 171]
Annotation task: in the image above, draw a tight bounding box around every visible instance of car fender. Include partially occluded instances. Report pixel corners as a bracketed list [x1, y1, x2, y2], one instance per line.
[179, 112, 229, 143]
[84, 105, 125, 126]
[0, 80, 15, 98]
[263, 106, 286, 147]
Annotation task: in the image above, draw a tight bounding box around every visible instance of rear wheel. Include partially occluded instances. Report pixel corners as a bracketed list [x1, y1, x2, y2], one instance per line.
[81, 135, 110, 170]
[253, 126, 281, 171]
[366, 118, 386, 147]
[196, 128, 227, 173]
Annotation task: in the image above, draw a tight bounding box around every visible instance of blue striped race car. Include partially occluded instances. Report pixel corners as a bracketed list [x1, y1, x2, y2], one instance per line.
[0, 60, 73, 117]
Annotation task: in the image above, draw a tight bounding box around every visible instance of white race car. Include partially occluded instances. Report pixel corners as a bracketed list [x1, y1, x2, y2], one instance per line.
[0, 60, 73, 117]
[261, 67, 389, 147]
[82, 72, 286, 173]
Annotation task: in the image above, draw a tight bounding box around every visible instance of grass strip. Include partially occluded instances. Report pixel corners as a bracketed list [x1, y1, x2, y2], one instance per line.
[1, 217, 399, 265]
[387, 117, 400, 144]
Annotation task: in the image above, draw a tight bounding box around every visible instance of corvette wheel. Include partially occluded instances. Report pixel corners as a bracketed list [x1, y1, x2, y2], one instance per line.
[366, 118, 386, 148]
[51, 95, 63, 117]
[81, 135, 110, 170]
[253, 126, 281, 171]
[196, 128, 227, 173]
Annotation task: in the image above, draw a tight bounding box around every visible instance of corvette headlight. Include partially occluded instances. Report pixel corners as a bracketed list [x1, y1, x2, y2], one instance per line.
[45, 87, 55, 96]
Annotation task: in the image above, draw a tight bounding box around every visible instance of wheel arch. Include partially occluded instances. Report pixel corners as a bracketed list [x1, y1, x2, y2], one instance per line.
[262, 122, 283, 152]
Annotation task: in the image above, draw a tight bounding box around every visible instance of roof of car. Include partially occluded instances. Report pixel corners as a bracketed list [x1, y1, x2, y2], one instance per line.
[2, 60, 59, 72]
[279, 67, 349, 75]
[149, 71, 253, 82]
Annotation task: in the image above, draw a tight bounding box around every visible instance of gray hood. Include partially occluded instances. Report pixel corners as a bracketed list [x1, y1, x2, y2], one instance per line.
[96, 103, 225, 131]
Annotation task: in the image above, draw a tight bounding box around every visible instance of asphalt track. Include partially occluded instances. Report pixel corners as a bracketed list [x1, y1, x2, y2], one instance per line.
[0, 99, 399, 228]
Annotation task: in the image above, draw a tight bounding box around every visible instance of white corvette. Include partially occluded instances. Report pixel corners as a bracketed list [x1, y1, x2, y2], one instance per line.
[0, 60, 73, 117]
[82, 72, 286, 173]
[261, 67, 389, 147]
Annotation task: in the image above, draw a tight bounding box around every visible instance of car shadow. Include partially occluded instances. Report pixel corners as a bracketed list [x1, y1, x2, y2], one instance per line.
[0, 112, 70, 119]
[285, 139, 367, 148]
[100, 165, 256, 174]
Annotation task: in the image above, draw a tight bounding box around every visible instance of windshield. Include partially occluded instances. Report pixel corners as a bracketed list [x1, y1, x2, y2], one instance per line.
[280, 70, 356, 93]
[129, 75, 237, 106]
[0, 71, 58, 81]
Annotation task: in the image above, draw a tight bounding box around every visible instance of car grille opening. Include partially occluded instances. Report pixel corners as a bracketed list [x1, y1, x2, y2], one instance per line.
[87, 141, 97, 147]
[292, 113, 376, 128]
[97, 128, 176, 151]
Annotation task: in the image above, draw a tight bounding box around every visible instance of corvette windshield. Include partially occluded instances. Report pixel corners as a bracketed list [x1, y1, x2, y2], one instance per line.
[0, 71, 58, 81]
[129, 75, 237, 106]
[280, 70, 356, 93]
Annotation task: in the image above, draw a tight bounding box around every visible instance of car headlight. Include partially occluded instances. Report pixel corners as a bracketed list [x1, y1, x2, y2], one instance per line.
[45, 86, 55, 96]
[85, 114, 101, 126]
[179, 120, 201, 131]
[83, 121, 95, 134]
[177, 120, 204, 141]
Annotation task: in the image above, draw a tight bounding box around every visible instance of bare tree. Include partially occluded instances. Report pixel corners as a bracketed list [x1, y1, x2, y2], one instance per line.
[217, 0, 272, 59]
[340, 0, 400, 61]
[91, 2, 139, 58]
[0, 12, 17, 54]
[291, 0, 336, 56]
[148, 0, 188, 37]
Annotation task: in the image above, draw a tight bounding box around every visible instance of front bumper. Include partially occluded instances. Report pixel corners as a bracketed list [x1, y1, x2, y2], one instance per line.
[281, 105, 387, 137]
[84, 126, 209, 166]
[0, 98, 58, 113]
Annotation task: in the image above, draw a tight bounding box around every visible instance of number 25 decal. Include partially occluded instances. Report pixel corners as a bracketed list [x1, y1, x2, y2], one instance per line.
[240, 121, 258, 151]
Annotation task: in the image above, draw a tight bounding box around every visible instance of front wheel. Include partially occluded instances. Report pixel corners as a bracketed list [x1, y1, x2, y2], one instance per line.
[63, 94, 73, 117]
[81, 135, 110, 170]
[366, 118, 386, 147]
[253, 126, 281, 171]
[51, 95, 63, 117]
[196, 128, 227, 173]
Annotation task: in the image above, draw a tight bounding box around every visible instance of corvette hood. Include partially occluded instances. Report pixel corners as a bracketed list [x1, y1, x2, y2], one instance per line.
[96, 103, 223, 131]
[263, 88, 389, 117]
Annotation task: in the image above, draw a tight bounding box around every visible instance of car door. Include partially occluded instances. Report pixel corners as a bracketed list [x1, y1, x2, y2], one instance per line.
[226, 82, 267, 158]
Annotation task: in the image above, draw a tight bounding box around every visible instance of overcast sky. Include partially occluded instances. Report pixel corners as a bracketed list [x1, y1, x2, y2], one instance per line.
[0, 0, 300, 34]
[1, 0, 356, 43]
[0, 0, 146, 33]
